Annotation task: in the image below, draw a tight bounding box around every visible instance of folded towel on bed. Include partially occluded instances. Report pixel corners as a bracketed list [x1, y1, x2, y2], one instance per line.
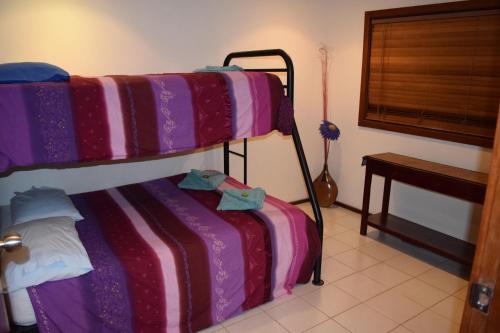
[178, 169, 226, 190]
[194, 65, 244, 72]
[217, 187, 266, 211]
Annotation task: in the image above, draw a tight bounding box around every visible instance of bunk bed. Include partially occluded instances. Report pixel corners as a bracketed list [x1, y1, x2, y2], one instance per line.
[0, 49, 324, 333]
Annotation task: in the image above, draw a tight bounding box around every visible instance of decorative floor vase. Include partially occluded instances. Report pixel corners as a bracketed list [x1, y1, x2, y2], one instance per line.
[313, 164, 338, 207]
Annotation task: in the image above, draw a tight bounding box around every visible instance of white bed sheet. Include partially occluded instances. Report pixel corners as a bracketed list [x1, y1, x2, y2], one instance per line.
[1, 205, 37, 326]
[7, 289, 36, 326]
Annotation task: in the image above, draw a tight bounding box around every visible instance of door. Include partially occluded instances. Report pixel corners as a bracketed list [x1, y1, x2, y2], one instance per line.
[460, 109, 500, 333]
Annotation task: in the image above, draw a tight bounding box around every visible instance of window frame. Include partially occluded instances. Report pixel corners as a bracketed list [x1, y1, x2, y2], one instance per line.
[358, 0, 500, 148]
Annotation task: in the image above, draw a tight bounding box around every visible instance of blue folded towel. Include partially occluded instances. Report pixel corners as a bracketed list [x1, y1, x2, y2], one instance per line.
[178, 169, 226, 191]
[194, 65, 244, 72]
[217, 187, 266, 211]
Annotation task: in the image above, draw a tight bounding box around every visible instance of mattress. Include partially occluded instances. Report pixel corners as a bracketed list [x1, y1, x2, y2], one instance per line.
[0, 206, 37, 326]
[7, 289, 36, 326]
[14, 173, 320, 333]
[0, 205, 12, 232]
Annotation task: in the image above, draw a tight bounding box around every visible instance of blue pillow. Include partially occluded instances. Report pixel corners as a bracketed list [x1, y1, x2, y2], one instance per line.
[0, 62, 69, 84]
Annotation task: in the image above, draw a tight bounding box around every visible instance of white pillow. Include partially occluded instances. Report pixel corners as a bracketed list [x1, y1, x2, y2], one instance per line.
[1, 216, 93, 292]
[10, 186, 83, 225]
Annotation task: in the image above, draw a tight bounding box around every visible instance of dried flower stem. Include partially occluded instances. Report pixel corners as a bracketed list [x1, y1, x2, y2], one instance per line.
[319, 45, 329, 164]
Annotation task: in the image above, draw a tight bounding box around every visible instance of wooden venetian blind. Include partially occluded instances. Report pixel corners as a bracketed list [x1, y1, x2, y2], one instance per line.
[359, 2, 500, 147]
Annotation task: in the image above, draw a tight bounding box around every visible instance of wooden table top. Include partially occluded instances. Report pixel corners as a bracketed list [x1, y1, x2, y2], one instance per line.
[364, 152, 489, 186]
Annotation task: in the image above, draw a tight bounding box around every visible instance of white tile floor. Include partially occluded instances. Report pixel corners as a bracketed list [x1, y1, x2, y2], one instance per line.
[199, 204, 469, 333]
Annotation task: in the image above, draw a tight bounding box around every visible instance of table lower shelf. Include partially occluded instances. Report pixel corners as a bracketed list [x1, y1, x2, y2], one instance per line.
[365, 213, 476, 265]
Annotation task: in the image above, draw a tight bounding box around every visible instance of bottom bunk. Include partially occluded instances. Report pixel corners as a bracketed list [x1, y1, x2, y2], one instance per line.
[5, 172, 321, 333]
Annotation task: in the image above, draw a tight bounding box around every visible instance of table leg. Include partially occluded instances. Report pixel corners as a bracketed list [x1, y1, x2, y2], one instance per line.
[360, 166, 372, 236]
[381, 177, 392, 222]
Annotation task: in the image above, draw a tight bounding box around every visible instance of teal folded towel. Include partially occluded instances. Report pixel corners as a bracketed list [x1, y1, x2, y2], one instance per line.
[194, 65, 244, 72]
[217, 187, 266, 211]
[178, 169, 226, 191]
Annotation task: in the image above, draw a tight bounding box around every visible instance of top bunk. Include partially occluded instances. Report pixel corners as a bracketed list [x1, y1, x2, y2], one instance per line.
[0, 66, 293, 174]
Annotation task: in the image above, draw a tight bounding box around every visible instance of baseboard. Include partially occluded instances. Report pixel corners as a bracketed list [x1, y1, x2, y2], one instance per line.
[334, 201, 362, 214]
[288, 198, 310, 205]
[290, 198, 362, 215]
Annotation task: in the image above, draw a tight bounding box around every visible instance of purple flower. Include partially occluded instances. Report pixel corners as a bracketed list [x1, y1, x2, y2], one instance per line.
[319, 120, 340, 141]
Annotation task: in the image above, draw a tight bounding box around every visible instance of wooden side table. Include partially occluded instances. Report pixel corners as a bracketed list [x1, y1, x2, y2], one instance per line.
[360, 152, 488, 265]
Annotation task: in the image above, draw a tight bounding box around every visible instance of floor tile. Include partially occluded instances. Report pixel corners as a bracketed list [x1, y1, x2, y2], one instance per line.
[358, 241, 402, 261]
[436, 260, 471, 280]
[368, 229, 403, 243]
[304, 319, 350, 333]
[266, 297, 328, 333]
[324, 206, 354, 219]
[430, 296, 465, 324]
[384, 254, 433, 276]
[334, 272, 388, 301]
[361, 263, 412, 287]
[221, 306, 262, 327]
[365, 289, 425, 323]
[198, 324, 227, 332]
[298, 204, 351, 221]
[453, 287, 468, 301]
[335, 213, 362, 231]
[321, 257, 355, 283]
[334, 249, 380, 271]
[294, 281, 323, 296]
[334, 230, 374, 247]
[259, 292, 296, 311]
[389, 326, 413, 333]
[323, 237, 353, 257]
[399, 243, 449, 266]
[334, 303, 398, 333]
[403, 310, 460, 333]
[418, 268, 468, 294]
[225, 312, 287, 333]
[301, 283, 360, 316]
[324, 222, 350, 237]
[393, 279, 448, 307]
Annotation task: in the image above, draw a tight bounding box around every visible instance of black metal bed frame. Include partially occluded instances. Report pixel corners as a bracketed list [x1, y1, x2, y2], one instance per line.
[222, 49, 324, 286]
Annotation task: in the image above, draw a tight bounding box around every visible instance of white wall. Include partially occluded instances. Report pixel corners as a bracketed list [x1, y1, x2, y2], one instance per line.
[325, 0, 492, 242]
[0, 0, 328, 205]
[0, 0, 491, 242]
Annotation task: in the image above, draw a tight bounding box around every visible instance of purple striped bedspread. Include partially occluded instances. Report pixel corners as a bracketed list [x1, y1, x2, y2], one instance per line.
[0, 72, 293, 173]
[27, 174, 320, 333]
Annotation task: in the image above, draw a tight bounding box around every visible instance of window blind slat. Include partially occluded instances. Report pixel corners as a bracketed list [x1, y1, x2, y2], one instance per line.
[369, 73, 500, 88]
[368, 81, 500, 102]
[371, 46, 500, 57]
[368, 98, 496, 118]
[365, 112, 495, 138]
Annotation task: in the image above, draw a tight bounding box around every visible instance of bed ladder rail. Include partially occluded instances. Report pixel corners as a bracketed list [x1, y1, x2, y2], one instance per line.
[223, 49, 324, 286]
[223, 140, 247, 185]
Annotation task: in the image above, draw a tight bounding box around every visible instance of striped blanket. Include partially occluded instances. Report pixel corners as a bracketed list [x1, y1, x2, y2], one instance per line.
[27, 174, 320, 333]
[0, 72, 293, 173]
